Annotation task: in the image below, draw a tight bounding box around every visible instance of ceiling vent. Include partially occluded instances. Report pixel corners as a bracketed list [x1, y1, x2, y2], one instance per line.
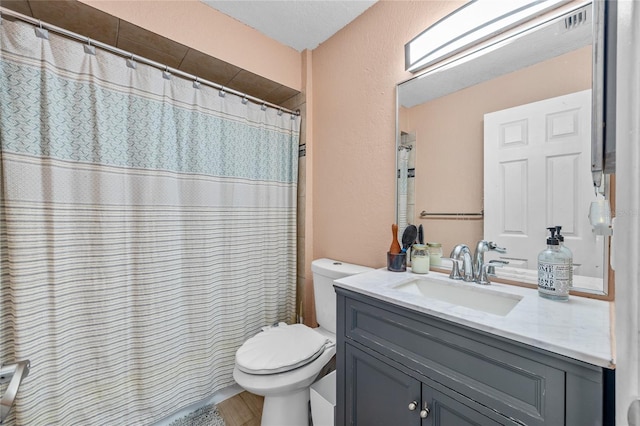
[564, 7, 589, 30]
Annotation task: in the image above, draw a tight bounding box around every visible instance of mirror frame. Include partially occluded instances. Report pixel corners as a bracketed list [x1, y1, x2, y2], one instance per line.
[395, 0, 616, 300]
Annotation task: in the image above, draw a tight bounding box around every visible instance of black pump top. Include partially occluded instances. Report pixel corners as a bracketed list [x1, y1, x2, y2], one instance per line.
[547, 227, 559, 245]
[555, 225, 564, 242]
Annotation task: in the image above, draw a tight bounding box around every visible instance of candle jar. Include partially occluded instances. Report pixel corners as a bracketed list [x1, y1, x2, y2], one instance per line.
[411, 244, 430, 274]
[427, 242, 443, 266]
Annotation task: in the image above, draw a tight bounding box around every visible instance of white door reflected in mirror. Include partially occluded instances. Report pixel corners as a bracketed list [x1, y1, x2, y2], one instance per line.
[483, 90, 604, 281]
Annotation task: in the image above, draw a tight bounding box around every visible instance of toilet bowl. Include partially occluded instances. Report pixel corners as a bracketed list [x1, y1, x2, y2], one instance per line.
[233, 258, 372, 426]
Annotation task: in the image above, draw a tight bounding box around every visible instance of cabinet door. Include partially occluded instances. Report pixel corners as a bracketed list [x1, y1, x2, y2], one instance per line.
[345, 343, 421, 426]
[421, 383, 515, 426]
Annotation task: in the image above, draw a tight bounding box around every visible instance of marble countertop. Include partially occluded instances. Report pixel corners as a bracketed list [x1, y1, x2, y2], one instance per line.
[334, 268, 614, 368]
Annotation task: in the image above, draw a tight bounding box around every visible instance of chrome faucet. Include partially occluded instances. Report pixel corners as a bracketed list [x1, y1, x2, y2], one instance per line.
[448, 244, 474, 282]
[473, 240, 507, 285]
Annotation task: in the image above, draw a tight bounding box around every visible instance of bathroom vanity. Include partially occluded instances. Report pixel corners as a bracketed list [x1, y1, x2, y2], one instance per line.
[334, 269, 615, 425]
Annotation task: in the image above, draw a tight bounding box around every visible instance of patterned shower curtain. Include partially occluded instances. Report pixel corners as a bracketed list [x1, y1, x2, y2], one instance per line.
[0, 19, 298, 425]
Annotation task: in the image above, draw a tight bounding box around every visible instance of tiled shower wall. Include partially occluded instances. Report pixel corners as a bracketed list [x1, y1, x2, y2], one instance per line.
[282, 93, 307, 323]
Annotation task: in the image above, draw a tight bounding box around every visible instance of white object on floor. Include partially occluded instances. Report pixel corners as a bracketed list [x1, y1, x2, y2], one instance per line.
[310, 371, 336, 426]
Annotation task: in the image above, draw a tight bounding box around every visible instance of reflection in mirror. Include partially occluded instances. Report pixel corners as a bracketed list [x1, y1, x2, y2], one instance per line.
[396, 1, 612, 296]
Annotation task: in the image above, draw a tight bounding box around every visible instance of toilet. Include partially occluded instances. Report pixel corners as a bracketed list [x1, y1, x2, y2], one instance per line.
[233, 258, 372, 426]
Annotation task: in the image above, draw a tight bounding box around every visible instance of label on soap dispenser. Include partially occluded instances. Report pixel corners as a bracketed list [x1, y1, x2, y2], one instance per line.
[537, 261, 571, 296]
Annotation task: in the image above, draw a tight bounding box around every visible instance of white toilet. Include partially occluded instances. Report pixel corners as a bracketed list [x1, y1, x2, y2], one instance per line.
[233, 258, 372, 426]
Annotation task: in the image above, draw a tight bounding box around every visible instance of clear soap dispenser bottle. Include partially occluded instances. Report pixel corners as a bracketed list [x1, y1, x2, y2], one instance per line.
[555, 225, 573, 288]
[537, 227, 571, 301]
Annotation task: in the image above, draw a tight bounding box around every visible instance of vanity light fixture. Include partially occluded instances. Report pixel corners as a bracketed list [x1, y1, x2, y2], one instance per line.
[405, 0, 571, 73]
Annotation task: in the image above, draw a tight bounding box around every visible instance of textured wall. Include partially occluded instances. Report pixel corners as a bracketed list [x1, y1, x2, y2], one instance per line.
[311, 1, 463, 268]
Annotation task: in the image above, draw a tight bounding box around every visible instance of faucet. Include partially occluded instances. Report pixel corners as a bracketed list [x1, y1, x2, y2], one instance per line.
[448, 244, 474, 282]
[473, 240, 507, 285]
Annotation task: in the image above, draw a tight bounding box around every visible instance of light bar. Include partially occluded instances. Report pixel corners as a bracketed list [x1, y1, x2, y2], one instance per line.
[405, 0, 571, 73]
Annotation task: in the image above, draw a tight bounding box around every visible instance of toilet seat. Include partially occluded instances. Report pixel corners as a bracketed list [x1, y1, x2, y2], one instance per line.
[236, 324, 330, 375]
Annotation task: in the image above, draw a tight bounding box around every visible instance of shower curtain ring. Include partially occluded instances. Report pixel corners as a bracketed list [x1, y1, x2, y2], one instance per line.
[241, 96, 249, 105]
[34, 20, 49, 39]
[277, 109, 283, 116]
[163, 66, 172, 80]
[84, 38, 96, 55]
[219, 87, 226, 98]
[193, 77, 201, 89]
[126, 54, 137, 69]
[261, 103, 267, 111]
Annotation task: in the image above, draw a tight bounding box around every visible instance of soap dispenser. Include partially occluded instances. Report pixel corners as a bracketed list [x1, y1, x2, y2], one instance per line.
[555, 225, 573, 288]
[537, 227, 571, 301]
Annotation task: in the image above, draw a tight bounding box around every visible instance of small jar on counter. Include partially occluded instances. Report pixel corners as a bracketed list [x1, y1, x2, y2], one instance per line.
[427, 242, 443, 267]
[411, 244, 430, 274]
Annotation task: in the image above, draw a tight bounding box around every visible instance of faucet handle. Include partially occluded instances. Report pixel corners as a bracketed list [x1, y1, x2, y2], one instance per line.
[488, 242, 507, 253]
[442, 257, 463, 280]
[486, 259, 509, 276]
[478, 260, 509, 284]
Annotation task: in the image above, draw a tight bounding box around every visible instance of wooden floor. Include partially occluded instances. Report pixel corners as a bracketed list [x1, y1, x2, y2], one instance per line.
[217, 391, 264, 426]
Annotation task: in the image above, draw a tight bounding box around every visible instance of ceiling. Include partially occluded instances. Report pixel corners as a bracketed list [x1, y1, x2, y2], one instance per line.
[201, 0, 377, 52]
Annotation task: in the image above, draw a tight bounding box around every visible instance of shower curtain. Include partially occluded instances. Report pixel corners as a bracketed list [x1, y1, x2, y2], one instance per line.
[0, 19, 299, 425]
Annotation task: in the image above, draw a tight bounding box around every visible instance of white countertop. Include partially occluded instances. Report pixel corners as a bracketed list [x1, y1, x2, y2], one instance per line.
[334, 268, 615, 368]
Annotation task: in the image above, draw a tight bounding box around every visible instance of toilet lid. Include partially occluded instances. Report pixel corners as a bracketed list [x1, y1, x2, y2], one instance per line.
[236, 324, 329, 375]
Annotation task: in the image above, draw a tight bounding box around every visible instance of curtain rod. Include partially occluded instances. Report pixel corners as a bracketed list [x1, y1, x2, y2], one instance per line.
[0, 7, 299, 116]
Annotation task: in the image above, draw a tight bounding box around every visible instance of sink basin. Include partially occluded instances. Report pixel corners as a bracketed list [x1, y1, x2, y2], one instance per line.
[393, 277, 522, 316]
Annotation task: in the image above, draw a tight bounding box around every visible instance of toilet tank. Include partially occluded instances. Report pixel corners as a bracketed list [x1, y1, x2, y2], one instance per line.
[311, 258, 373, 334]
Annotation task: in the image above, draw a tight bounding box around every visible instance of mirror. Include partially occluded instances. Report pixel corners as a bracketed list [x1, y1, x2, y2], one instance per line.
[396, 1, 613, 297]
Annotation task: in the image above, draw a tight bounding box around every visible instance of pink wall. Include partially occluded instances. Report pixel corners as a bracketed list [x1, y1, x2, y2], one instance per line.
[405, 46, 592, 256]
[311, 1, 464, 268]
[79, 0, 302, 90]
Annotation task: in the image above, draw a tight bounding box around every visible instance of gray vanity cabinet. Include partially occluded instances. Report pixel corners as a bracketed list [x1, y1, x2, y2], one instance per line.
[336, 288, 614, 426]
[345, 342, 516, 425]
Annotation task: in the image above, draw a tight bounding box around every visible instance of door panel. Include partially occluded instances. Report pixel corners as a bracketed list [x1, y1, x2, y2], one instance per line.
[422, 383, 514, 426]
[484, 89, 603, 277]
[501, 159, 528, 235]
[345, 343, 421, 426]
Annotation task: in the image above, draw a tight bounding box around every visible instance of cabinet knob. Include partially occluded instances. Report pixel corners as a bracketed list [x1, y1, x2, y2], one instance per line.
[408, 401, 418, 411]
[420, 406, 430, 419]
